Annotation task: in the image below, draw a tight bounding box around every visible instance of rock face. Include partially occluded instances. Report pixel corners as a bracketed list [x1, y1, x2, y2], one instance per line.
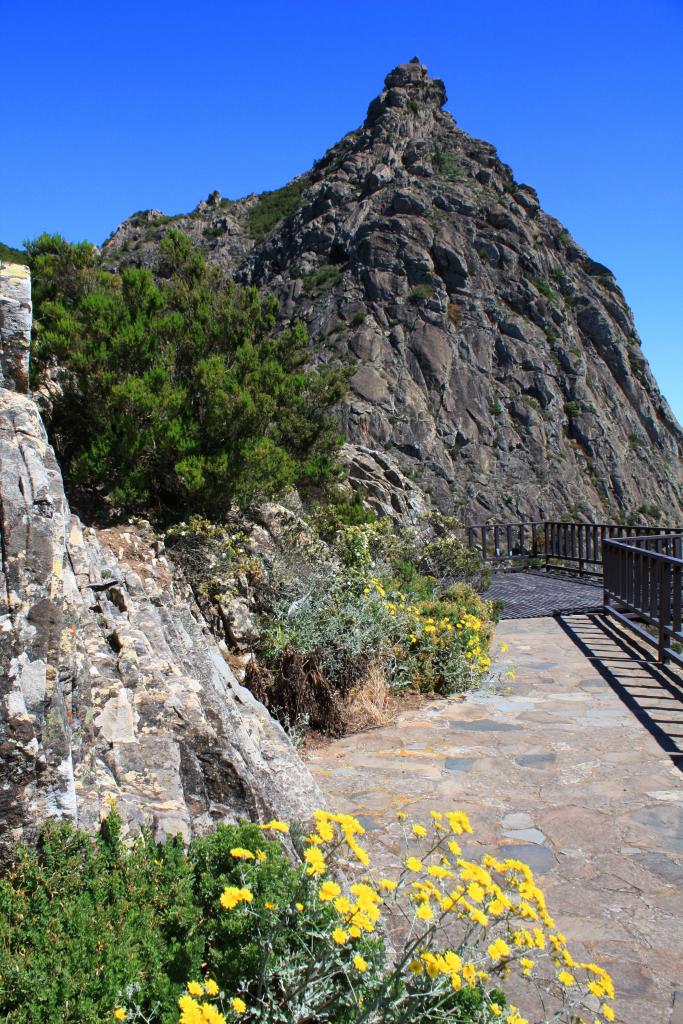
[0, 265, 322, 857]
[103, 59, 683, 522]
[0, 262, 31, 393]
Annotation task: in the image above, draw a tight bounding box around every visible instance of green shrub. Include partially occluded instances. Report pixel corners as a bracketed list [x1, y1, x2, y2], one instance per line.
[311, 493, 377, 541]
[246, 179, 308, 241]
[534, 278, 557, 302]
[28, 231, 350, 519]
[564, 401, 580, 417]
[255, 521, 496, 729]
[302, 263, 343, 295]
[409, 284, 435, 305]
[0, 810, 305, 1024]
[489, 399, 503, 416]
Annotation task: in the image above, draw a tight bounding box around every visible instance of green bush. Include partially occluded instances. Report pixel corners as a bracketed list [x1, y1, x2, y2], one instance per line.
[28, 231, 350, 519]
[254, 521, 496, 731]
[533, 278, 557, 302]
[0, 811, 355, 1024]
[409, 284, 435, 305]
[302, 263, 343, 295]
[246, 179, 308, 241]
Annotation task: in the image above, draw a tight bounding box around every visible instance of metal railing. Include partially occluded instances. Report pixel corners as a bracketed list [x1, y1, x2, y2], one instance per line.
[463, 519, 683, 667]
[464, 521, 680, 578]
[603, 533, 683, 667]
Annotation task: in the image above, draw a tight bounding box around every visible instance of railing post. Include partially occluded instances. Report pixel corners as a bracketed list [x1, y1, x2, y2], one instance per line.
[658, 557, 670, 665]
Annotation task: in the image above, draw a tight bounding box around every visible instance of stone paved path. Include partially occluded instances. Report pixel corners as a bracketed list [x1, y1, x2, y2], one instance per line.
[307, 613, 683, 1024]
[488, 570, 603, 619]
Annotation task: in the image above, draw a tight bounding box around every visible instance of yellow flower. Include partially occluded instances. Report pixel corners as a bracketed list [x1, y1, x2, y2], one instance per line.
[295, 902, 304, 912]
[264, 901, 276, 910]
[230, 847, 254, 860]
[487, 938, 511, 961]
[187, 981, 204, 996]
[445, 810, 473, 835]
[467, 881, 485, 903]
[601, 1005, 615, 1022]
[412, 823, 427, 838]
[201, 1006, 226, 1024]
[416, 902, 433, 921]
[348, 924, 362, 938]
[558, 970, 575, 987]
[231, 997, 247, 1014]
[427, 864, 453, 880]
[408, 958, 423, 975]
[304, 846, 326, 877]
[220, 886, 253, 910]
[448, 840, 462, 856]
[405, 856, 423, 872]
[378, 878, 397, 891]
[353, 954, 368, 973]
[319, 880, 341, 902]
[397, 811, 408, 820]
[114, 1011, 126, 1022]
[334, 895, 353, 915]
[491, 1004, 502, 1017]
[256, 849, 267, 862]
[332, 927, 348, 945]
[259, 819, 289, 833]
[500, 642, 508, 653]
[462, 963, 476, 986]
[204, 979, 220, 996]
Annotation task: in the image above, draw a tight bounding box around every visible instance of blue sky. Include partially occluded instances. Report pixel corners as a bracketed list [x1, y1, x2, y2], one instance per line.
[2, 0, 681, 423]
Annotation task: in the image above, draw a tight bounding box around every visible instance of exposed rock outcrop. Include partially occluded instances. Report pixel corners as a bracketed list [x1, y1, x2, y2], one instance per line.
[0, 263, 322, 857]
[103, 59, 683, 522]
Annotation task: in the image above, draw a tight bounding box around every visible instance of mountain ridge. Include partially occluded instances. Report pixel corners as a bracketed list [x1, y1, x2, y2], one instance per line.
[102, 58, 683, 523]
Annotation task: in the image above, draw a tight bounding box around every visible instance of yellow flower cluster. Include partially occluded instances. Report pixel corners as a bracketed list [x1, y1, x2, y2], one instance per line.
[219, 886, 253, 910]
[200, 805, 615, 1024]
[178, 980, 239, 1024]
[362, 579, 494, 679]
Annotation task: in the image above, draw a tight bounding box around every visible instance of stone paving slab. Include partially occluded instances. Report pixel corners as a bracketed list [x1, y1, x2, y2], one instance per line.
[488, 570, 603, 618]
[307, 613, 683, 1024]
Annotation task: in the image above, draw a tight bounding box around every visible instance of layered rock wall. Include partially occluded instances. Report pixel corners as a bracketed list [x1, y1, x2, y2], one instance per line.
[0, 265, 321, 857]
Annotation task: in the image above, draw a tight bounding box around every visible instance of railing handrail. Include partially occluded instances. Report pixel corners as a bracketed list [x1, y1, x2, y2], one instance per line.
[602, 528, 683, 669]
[462, 520, 683, 530]
[605, 532, 683, 545]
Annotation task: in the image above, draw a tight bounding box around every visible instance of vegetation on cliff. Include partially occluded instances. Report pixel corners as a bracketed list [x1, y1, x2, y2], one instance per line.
[27, 231, 350, 518]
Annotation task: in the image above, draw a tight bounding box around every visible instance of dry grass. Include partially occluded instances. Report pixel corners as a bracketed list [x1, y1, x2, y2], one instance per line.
[340, 663, 396, 733]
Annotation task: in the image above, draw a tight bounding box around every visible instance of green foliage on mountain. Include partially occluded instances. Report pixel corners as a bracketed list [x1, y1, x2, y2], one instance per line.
[28, 230, 349, 518]
[0, 241, 28, 264]
[246, 179, 308, 241]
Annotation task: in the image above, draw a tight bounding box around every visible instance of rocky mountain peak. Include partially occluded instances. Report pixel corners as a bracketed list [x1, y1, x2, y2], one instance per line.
[364, 58, 448, 130]
[101, 63, 683, 523]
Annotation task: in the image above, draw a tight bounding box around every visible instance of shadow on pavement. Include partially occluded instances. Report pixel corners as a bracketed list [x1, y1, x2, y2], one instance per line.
[557, 612, 683, 773]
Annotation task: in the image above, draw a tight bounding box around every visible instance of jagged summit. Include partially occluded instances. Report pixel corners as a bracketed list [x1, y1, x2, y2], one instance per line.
[102, 62, 683, 522]
[364, 58, 448, 128]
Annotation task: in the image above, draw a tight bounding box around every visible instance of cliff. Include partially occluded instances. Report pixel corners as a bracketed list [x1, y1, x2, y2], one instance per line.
[102, 59, 683, 522]
[0, 262, 321, 857]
